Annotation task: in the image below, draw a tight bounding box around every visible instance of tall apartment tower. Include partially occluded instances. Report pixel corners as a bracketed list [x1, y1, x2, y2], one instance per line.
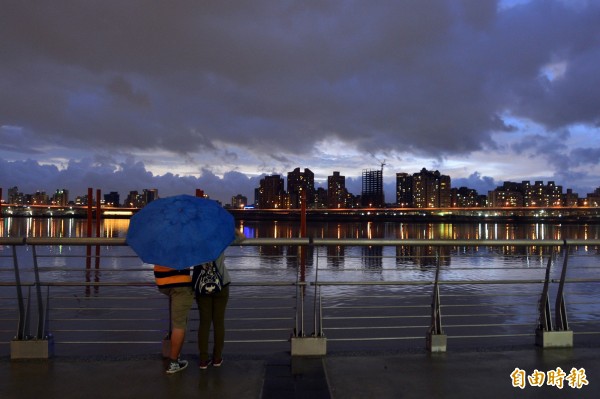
[396, 173, 413, 207]
[52, 189, 69, 206]
[488, 182, 524, 207]
[362, 169, 384, 207]
[328, 171, 347, 208]
[258, 175, 285, 209]
[104, 192, 120, 207]
[142, 189, 159, 206]
[8, 186, 23, 205]
[231, 194, 248, 209]
[287, 167, 315, 208]
[412, 168, 451, 208]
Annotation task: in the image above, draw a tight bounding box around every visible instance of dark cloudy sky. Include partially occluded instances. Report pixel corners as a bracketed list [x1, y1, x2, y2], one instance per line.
[1, 0, 600, 204]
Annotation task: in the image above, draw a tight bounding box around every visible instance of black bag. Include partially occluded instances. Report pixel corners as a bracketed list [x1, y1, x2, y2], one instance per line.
[193, 261, 223, 295]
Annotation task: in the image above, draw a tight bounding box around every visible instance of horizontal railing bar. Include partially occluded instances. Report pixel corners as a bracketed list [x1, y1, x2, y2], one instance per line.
[5, 237, 600, 247]
[227, 328, 292, 332]
[316, 280, 546, 286]
[325, 326, 429, 330]
[440, 313, 538, 317]
[51, 318, 164, 322]
[324, 315, 429, 320]
[229, 317, 294, 321]
[326, 337, 423, 341]
[26, 238, 128, 246]
[56, 341, 164, 345]
[448, 334, 534, 339]
[34, 255, 139, 259]
[325, 322, 537, 330]
[35, 281, 298, 288]
[50, 329, 163, 332]
[442, 323, 536, 328]
[230, 307, 296, 310]
[51, 307, 161, 311]
[224, 339, 290, 343]
[313, 239, 568, 246]
[440, 293, 539, 297]
[42, 282, 154, 287]
[323, 305, 430, 310]
[0, 238, 26, 245]
[49, 297, 162, 301]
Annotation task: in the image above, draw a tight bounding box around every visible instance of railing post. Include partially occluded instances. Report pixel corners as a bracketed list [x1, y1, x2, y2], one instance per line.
[11, 244, 26, 340]
[535, 244, 573, 348]
[11, 244, 54, 359]
[291, 239, 327, 356]
[426, 250, 446, 352]
[555, 249, 570, 331]
[537, 252, 554, 332]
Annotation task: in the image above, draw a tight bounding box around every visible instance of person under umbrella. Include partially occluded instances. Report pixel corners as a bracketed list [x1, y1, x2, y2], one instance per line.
[154, 265, 194, 374]
[193, 230, 245, 369]
[126, 194, 236, 374]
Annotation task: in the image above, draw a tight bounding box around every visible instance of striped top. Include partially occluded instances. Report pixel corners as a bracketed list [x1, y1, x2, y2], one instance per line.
[153, 265, 192, 288]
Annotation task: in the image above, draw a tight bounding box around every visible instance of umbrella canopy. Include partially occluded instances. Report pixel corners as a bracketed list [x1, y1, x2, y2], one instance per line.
[126, 194, 235, 270]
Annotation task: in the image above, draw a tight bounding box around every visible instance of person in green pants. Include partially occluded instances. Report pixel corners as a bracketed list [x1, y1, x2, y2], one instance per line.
[193, 230, 244, 368]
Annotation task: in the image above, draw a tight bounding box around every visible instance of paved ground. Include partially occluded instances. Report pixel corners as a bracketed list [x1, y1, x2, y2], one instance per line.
[2, 346, 599, 398]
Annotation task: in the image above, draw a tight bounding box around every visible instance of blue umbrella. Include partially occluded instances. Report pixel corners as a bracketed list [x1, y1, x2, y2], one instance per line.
[126, 195, 235, 270]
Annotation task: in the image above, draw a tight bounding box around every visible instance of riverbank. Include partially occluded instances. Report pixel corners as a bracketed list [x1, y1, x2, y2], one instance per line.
[3, 206, 600, 224]
[228, 208, 600, 224]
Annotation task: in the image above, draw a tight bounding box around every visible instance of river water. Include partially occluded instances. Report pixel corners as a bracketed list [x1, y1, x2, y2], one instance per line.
[2, 216, 600, 240]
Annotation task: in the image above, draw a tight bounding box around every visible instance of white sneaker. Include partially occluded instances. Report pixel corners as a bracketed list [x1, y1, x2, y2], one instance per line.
[166, 359, 188, 374]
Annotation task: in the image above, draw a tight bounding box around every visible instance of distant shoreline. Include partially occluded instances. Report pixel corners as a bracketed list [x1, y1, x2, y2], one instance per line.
[3, 207, 600, 224]
[228, 210, 600, 224]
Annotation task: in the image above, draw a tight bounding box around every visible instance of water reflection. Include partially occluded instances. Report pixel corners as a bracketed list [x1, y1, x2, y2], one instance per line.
[4, 217, 600, 241]
[3, 218, 600, 273]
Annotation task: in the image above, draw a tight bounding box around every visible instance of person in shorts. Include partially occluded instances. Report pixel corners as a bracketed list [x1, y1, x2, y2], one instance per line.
[155, 265, 194, 374]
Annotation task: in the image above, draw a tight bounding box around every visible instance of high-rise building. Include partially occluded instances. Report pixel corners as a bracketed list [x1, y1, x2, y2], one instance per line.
[396, 173, 413, 207]
[362, 169, 384, 207]
[412, 168, 451, 208]
[523, 181, 563, 207]
[52, 189, 69, 206]
[125, 191, 142, 208]
[314, 187, 328, 208]
[452, 187, 480, 207]
[564, 189, 578, 207]
[488, 182, 524, 207]
[586, 187, 600, 207]
[104, 192, 120, 207]
[287, 168, 315, 208]
[32, 191, 49, 205]
[328, 171, 347, 208]
[257, 175, 285, 209]
[231, 194, 248, 209]
[143, 189, 158, 205]
[489, 181, 564, 207]
[7, 186, 23, 205]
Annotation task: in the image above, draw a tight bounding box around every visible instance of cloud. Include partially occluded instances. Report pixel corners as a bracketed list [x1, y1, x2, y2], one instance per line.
[1, 1, 600, 197]
[453, 172, 499, 195]
[0, 158, 260, 205]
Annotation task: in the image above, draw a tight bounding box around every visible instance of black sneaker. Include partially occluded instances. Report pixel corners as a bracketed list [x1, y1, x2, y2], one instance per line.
[198, 359, 212, 369]
[166, 359, 188, 374]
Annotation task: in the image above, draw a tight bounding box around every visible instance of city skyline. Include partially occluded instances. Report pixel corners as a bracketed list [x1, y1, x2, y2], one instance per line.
[2, 1, 600, 205]
[3, 165, 599, 208]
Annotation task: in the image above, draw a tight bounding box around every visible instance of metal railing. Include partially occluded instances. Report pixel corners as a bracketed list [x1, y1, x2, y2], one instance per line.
[1, 237, 600, 358]
[307, 239, 600, 352]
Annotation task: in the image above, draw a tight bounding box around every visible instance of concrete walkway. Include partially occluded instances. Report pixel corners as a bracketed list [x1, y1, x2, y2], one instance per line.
[2, 347, 598, 398]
